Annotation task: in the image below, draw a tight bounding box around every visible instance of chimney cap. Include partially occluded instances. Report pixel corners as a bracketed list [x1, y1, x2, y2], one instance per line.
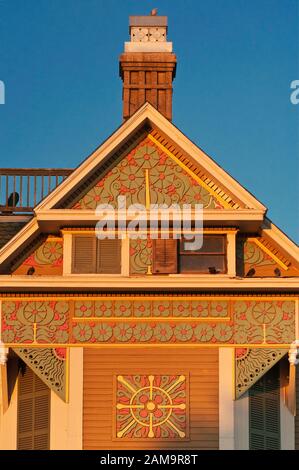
[129, 15, 168, 28]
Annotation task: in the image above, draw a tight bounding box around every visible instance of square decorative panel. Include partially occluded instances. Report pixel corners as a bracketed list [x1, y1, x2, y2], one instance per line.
[115, 374, 188, 440]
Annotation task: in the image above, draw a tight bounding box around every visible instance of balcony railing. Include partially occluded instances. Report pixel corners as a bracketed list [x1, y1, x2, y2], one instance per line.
[0, 168, 73, 213]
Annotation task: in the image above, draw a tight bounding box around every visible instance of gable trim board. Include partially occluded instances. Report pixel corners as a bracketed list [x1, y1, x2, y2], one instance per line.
[0, 219, 40, 271]
[0, 275, 298, 291]
[146, 133, 232, 209]
[262, 219, 299, 266]
[246, 239, 290, 271]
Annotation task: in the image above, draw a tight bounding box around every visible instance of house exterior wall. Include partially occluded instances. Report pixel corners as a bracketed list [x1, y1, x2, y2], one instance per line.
[0, 373, 18, 450]
[83, 347, 219, 449]
[50, 348, 83, 450]
[234, 392, 249, 450]
[219, 347, 235, 449]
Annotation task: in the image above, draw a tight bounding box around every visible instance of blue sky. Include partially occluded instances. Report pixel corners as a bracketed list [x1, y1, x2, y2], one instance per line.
[0, 0, 298, 242]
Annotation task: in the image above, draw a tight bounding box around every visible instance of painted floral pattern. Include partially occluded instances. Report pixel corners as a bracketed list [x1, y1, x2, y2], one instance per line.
[71, 299, 230, 319]
[73, 138, 222, 210]
[13, 239, 63, 275]
[1, 299, 295, 345]
[233, 300, 295, 344]
[116, 374, 187, 439]
[236, 238, 299, 277]
[1, 301, 69, 344]
[130, 238, 153, 275]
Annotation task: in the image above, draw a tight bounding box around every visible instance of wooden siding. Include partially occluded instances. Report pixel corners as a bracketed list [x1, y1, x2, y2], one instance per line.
[83, 347, 219, 450]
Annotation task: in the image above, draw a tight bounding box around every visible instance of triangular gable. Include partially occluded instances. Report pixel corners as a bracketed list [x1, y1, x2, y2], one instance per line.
[12, 236, 63, 275]
[261, 218, 299, 264]
[70, 134, 227, 210]
[237, 236, 299, 277]
[1, 104, 298, 270]
[34, 103, 266, 213]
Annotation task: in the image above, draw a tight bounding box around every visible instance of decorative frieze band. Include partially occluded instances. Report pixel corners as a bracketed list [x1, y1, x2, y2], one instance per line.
[1, 297, 295, 346]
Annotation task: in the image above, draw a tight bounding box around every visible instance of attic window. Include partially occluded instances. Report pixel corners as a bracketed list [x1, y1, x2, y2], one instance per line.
[72, 236, 121, 274]
[179, 236, 227, 274]
[152, 236, 227, 274]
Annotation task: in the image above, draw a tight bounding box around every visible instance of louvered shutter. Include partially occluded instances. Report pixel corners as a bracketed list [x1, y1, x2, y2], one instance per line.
[153, 239, 178, 274]
[72, 236, 96, 273]
[97, 238, 121, 274]
[249, 363, 280, 450]
[17, 365, 50, 450]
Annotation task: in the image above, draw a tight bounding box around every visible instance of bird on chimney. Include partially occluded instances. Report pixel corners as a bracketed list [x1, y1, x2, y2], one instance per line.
[151, 8, 158, 16]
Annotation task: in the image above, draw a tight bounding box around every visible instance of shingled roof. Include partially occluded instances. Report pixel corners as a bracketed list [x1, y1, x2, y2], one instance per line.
[0, 221, 29, 249]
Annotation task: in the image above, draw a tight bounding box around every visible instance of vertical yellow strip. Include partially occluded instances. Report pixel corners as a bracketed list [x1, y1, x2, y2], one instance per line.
[33, 323, 37, 344]
[232, 347, 236, 400]
[65, 347, 70, 403]
[145, 168, 152, 275]
[263, 324, 266, 344]
[145, 169, 150, 211]
[1, 364, 9, 413]
[287, 363, 296, 416]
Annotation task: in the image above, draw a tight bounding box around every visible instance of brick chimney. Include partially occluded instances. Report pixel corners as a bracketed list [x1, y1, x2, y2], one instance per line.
[120, 12, 177, 121]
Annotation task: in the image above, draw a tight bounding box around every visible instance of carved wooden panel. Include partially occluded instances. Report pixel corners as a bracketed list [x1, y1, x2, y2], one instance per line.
[235, 348, 287, 398]
[14, 347, 67, 401]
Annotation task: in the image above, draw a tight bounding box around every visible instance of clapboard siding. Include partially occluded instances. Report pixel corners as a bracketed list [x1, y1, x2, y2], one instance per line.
[83, 347, 219, 450]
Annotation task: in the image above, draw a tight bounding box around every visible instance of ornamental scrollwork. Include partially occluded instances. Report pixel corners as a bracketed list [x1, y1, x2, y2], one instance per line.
[73, 138, 222, 210]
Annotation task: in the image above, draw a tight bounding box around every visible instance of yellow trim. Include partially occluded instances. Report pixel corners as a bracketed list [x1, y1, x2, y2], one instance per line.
[1, 295, 297, 301]
[72, 316, 231, 322]
[2, 343, 291, 349]
[249, 238, 289, 271]
[65, 348, 69, 404]
[263, 324, 267, 344]
[1, 364, 9, 413]
[33, 323, 37, 343]
[148, 134, 232, 209]
[46, 237, 63, 242]
[232, 348, 236, 401]
[145, 168, 151, 210]
[60, 229, 239, 235]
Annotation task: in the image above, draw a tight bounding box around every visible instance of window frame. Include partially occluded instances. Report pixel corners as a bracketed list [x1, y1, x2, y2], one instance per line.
[179, 235, 227, 274]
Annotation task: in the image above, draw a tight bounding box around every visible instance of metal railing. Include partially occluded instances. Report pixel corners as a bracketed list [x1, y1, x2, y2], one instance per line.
[0, 168, 73, 213]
